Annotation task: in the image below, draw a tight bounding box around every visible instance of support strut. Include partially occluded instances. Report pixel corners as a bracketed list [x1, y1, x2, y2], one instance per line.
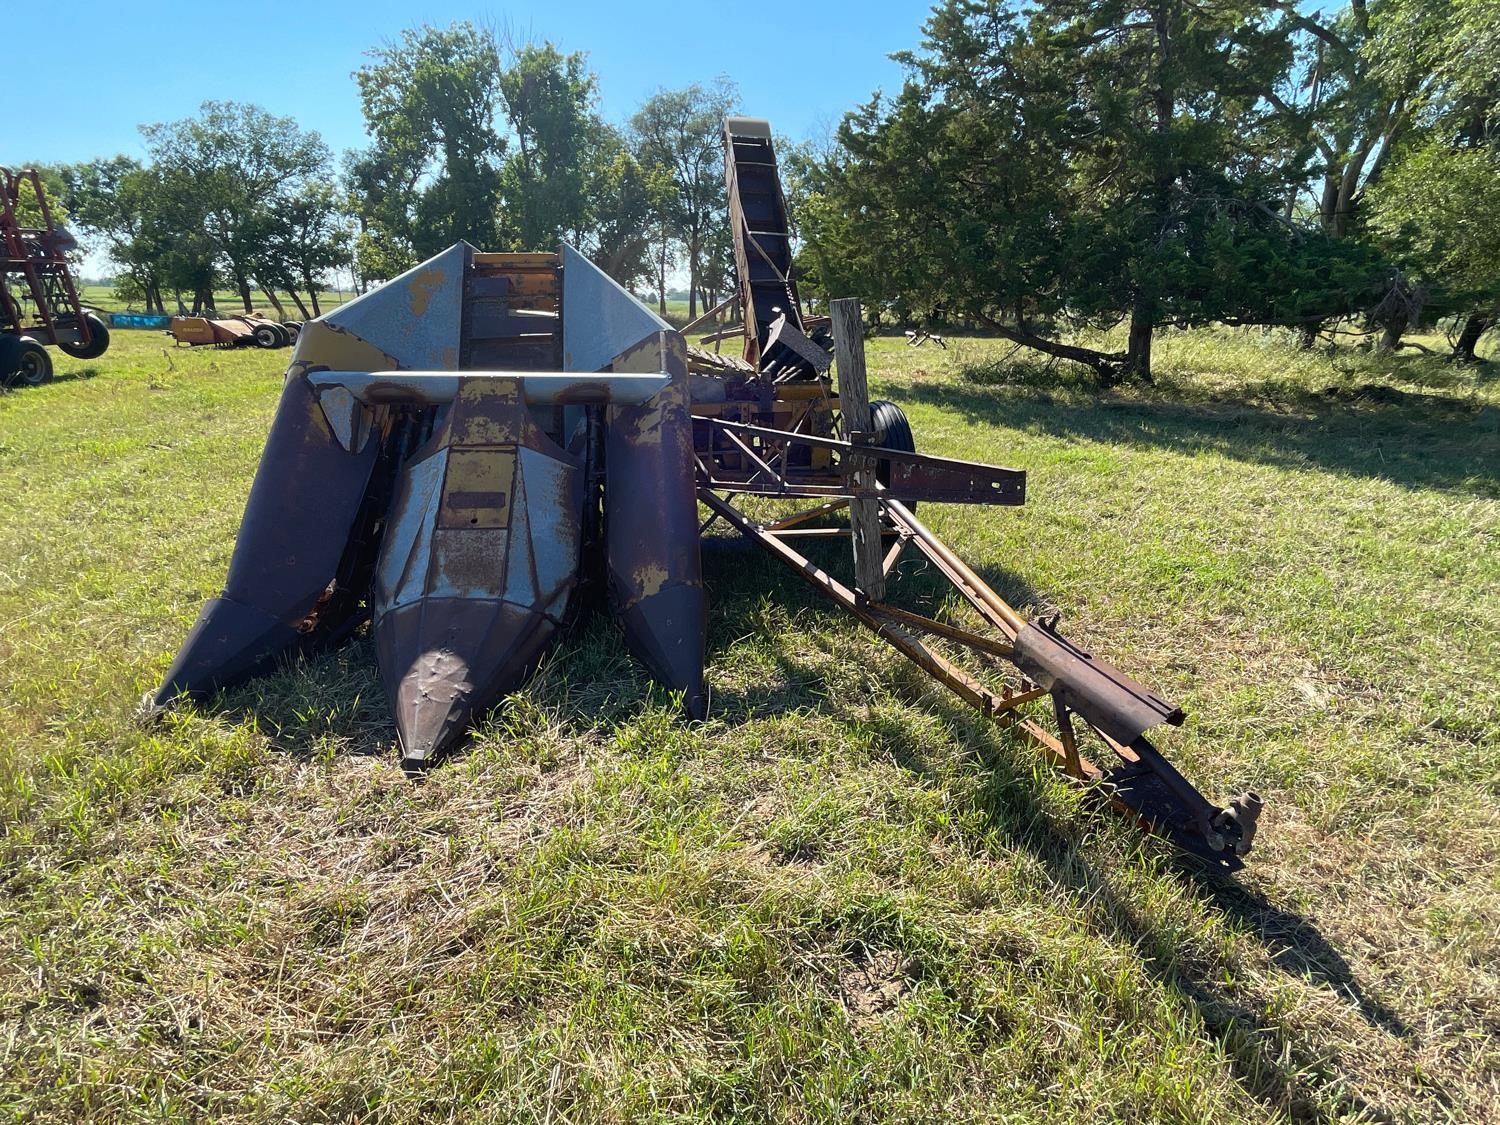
[698, 487, 1261, 868]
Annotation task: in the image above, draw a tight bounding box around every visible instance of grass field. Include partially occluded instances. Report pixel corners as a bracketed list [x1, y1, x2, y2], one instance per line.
[79, 285, 358, 319]
[1, 326, 1496, 1122]
[79, 285, 691, 327]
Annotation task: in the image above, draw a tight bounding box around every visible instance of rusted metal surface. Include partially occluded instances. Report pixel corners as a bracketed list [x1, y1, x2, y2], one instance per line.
[168, 315, 256, 347]
[1011, 621, 1184, 745]
[722, 118, 813, 376]
[372, 376, 584, 769]
[606, 331, 706, 717]
[696, 482, 1259, 868]
[153, 242, 707, 767]
[322, 241, 467, 370]
[306, 370, 671, 406]
[697, 417, 1027, 505]
[151, 372, 382, 703]
[2, 167, 107, 370]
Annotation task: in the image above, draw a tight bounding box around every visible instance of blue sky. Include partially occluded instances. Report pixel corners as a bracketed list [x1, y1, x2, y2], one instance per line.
[5, 0, 932, 168]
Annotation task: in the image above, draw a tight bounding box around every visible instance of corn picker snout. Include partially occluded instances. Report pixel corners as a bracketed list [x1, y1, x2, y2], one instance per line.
[150, 119, 1262, 869]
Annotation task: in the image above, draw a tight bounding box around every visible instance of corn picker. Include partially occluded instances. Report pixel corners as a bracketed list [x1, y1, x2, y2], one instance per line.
[149, 118, 1262, 868]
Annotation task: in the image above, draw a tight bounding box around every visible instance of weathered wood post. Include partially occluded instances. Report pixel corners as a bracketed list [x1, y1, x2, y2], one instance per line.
[830, 298, 885, 603]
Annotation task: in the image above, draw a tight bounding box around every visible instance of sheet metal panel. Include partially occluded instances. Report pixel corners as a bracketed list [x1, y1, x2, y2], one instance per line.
[318, 242, 469, 370]
[560, 242, 671, 373]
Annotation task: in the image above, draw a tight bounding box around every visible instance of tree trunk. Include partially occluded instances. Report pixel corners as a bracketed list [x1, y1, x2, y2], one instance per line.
[194, 283, 214, 314]
[1452, 313, 1491, 361]
[304, 271, 322, 317]
[287, 289, 311, 319]
[657, 233, 668, 315]
[687, 236, 699, 321]
[236, 275, 253, 313]
[1122, 0, 1169, 387]
[262, 289, 287, 318]
[1125, 300, 1154, 383]
[1333, 141, 1376, 237]
[1377, 321, 1403, 353]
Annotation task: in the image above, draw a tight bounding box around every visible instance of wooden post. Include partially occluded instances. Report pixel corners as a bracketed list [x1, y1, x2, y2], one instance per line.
[831, 298, 885, 603]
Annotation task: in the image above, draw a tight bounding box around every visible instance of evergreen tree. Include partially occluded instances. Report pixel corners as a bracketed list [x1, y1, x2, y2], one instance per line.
[801, 0, 1378, 382]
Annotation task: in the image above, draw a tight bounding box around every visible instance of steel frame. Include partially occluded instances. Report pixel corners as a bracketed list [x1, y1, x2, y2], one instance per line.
[0, 167, 96, 352]
[696, 421, 1261, 869]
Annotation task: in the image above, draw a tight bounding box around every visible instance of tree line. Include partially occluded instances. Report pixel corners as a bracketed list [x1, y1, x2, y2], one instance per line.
[37, 2, 1498, 382]
[48, 23, 742, 321]
[795, 0, 1500, 379]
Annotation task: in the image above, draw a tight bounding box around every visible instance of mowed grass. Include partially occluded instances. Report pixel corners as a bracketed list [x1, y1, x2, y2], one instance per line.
[79, 285, 356, 318]
[1, 326, 1497, 1122]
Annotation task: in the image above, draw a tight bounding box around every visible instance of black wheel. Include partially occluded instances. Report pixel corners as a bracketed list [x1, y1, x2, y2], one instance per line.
[870, 399, 916, 480]
[56, 311, 111, 360]
[282, 321, 302, 342]
[252, 323, 281, 348]
[271, 323, 292, 347]
[0, 335, 54, 387]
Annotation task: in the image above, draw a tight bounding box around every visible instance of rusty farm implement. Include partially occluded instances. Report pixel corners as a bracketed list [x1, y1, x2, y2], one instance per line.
[1, 167, 110, 387]
[148, 118, 1262, 869]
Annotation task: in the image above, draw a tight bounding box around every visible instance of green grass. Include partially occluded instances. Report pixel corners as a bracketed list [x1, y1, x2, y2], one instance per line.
[79, 284, 356, 318]
[1, 327, 1497, 1121]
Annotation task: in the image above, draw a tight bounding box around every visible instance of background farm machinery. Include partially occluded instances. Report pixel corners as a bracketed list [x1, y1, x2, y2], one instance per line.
[168, 312, 300, 349]
[150, 118, 1262, 869]
[1, 167, 110, 387]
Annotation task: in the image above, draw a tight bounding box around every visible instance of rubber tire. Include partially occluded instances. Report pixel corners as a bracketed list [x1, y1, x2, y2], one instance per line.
[56, 312, 111, 360]
[282, 321, 302, 342]
[0, 336, 54, 387]
[253, 323, 281, 349]
[870, 398, 916, 474]
[271, 323, 292, 347]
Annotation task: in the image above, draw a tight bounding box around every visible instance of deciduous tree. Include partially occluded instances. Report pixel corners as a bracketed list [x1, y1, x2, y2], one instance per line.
[143, 102, 332, 312]
[351, 22, 507, 267]
[630, 80, 738, 321]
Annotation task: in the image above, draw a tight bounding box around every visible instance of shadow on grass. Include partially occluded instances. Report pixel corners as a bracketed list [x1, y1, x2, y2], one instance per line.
[212, 638, 392, 759]
[697, 543, 1421, 1118]
[1178, 864, 1411, 1040]
[955, 734, 1414, 1122]
[903, 376, 1499, 497]
[2, 366, 101, 393]
[698, 554, 1418, 1121]
[174, 512, 1420, 1119]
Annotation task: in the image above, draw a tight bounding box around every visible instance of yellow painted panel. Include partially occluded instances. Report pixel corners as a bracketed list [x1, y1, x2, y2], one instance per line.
[439, 447, 516, 529]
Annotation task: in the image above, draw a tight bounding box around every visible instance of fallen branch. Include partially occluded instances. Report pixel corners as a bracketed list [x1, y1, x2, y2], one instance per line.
[973, 314, 1126, 381]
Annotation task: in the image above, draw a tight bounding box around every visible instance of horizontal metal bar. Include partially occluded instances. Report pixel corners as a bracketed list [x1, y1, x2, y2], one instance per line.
[863, 602, 1017, 659]
[700, 417, 1026, 505]
[765, 498, 850, 530]
[306, 370, 671, 406]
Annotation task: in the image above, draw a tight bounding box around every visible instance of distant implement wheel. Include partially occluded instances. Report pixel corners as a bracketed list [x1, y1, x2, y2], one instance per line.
[0, 336, 54, 387]
[270, 323, 292, 347]
[282, 321, 302, 342]
[252, 323, 281, 349]
[57, 312, 111, 360]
